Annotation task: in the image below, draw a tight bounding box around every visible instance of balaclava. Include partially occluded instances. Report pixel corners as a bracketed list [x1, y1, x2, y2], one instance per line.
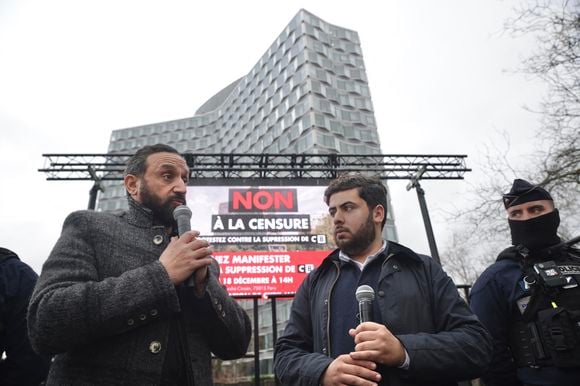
[503, 179, 560, 252]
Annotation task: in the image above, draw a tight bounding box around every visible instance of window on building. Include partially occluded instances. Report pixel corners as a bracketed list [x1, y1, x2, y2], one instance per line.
[316, 132, 337, 150]
[364, 114, 376, 126]
[279, 133, 290, 149]
[330, 120, 344, 136]
[339, 140, 352, 153]
[296, 132, 314, 153]
[313, 113, 327, 129]
[268, 142, 279, 154]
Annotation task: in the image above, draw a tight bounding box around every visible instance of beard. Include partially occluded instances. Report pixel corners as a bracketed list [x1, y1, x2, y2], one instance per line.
[139, 180, 185, 227]
[334, 212, 377, 257]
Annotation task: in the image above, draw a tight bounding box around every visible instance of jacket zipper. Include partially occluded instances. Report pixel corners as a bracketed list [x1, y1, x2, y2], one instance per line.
[325, 260, 341, 357]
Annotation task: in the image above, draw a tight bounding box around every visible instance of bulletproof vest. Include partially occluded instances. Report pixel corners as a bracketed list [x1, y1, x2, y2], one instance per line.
[509, 246, 580, 368]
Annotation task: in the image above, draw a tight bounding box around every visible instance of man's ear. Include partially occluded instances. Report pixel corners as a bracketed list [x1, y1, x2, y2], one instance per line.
[124, 174, 140, 199]
[373, 205, 385, 224]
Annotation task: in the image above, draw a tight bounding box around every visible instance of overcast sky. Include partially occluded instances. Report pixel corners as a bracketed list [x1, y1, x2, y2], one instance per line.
[0, 0, 544, 274]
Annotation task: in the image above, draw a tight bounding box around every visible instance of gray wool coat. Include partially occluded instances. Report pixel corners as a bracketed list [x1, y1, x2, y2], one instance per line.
[28, 199, 251, 385]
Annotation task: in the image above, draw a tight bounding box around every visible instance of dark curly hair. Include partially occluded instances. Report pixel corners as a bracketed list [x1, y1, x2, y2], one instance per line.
[324, 173, 387, 229]
[124, 144, 180, 178]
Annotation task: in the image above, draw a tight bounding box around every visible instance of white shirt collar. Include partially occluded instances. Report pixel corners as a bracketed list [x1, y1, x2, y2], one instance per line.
[339, 240, 387, 271]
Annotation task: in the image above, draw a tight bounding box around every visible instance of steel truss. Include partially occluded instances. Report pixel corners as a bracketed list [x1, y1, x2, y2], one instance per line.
[39, 153, 470, 182]
[39, 152, 471, 265]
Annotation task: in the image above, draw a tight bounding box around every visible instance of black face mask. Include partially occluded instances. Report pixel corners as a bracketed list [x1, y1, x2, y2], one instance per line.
[509, 209, 561, 252]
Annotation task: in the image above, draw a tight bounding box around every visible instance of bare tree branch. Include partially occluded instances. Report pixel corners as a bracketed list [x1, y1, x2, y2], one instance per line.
[442, 0, 580, 283]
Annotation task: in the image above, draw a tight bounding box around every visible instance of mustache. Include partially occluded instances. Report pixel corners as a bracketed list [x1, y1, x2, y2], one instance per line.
[168, 193, 186, 204]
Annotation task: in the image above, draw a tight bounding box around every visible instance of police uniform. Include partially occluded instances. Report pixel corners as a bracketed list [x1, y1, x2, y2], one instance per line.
[470, 179, 580, 386]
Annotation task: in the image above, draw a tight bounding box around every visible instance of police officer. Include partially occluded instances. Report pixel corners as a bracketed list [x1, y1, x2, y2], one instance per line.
[470, 179, 580, 386]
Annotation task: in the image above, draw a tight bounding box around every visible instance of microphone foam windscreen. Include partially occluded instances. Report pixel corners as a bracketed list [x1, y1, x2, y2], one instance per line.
[173, 205, 192, 221]
[356, 285, 375, 302]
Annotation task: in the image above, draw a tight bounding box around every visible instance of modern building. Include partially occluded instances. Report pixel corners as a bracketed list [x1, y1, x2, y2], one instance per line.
[99, 9, 398, 383]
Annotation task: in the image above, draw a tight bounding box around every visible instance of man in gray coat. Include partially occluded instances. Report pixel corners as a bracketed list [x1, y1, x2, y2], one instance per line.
[28, 144, 251, 385]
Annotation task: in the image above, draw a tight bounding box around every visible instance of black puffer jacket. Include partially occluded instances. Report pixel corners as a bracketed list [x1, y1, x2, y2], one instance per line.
[0, 247, 50, 385]
[274, 241, 492, 386]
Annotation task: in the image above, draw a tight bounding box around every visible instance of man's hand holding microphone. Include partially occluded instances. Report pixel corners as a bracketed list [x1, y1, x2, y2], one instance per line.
[321, 285, 406, 386]
[159, 205, 212, 295]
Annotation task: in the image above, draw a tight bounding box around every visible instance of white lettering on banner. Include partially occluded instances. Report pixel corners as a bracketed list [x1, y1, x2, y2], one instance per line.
[202, 236, 227, 243]
[260, 235, 300, 243]
[200, 234, 325, 244]
[213, 216, 225, 230]
[229, 218, 245, 230]
[213, 255, 230, 264]
[226, 236, 253, 243]
[234, 277, 270, 284]
[225, 265, 284, 274]
[247, 217, 310, 231]
[231, 254, 291, 264]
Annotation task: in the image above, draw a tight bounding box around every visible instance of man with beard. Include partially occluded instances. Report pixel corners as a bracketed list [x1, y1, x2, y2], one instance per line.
[28, 144, 251, 386]
[274, 173, 492, 386]
[470, 179, 580, 385]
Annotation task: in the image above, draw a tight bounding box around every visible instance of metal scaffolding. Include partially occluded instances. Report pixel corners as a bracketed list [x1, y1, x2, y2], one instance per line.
[39, 152, 471, 264]
[39, 153, 470, 182]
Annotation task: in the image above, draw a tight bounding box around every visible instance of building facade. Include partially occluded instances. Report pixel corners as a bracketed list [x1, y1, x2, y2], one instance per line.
[99, 9, 398, 383]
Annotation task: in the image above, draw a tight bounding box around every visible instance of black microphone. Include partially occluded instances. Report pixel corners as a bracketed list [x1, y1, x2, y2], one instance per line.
[173, 204, 192, 236]
[355, 285, 375, 323]
[172, 205, 195, 287]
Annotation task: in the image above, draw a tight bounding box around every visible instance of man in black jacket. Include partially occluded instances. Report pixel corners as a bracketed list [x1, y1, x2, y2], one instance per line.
[274, 173, 492, 386]
[0, 247, 50, 385]
[470, 179, 580, 385]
